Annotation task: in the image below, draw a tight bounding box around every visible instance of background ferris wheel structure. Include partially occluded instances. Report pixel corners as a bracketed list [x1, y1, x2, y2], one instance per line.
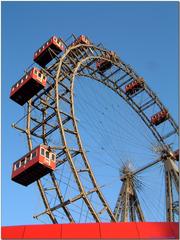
[11, 34, 179, 224]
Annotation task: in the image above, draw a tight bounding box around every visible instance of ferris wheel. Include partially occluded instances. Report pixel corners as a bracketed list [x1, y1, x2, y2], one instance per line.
[10, 34, 179, 224]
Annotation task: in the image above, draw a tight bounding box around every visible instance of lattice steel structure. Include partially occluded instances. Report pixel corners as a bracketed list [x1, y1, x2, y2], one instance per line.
[12, 34, 179, 223]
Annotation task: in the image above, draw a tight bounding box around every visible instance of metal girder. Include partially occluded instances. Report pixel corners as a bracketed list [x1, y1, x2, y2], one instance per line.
[34, 186, 99, 219]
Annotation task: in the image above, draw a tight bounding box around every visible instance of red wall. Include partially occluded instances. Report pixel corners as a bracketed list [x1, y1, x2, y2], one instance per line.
[1, 222, 179, 239]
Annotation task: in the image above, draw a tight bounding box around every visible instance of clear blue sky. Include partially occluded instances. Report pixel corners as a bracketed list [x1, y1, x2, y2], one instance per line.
[2, 2, 178, 225]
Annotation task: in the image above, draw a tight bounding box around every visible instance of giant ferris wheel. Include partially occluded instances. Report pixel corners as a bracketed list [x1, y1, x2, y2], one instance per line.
[10, 34, 179, 224]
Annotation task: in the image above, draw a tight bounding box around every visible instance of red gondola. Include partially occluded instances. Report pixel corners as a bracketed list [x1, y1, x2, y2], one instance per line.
[10, 67, 46, 106]
[69, 35, 91, 58]
[11, 145, 56, 186]
[96, 51, 118, 72]
[125, 78, 144, 95]
[96, 59, 112, 72]
[34, 36, 64, 67]
[151, 109, 169, 126]
[72, 35, 91, 46]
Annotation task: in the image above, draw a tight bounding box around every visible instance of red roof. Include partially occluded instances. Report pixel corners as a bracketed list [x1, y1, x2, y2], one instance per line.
[1, 222, 179, 239]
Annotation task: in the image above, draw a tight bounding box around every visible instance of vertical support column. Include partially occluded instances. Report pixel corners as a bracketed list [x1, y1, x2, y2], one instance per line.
[113, 184, 125, 221]
[120, 179, 129, 222]
[132, 189, 145, 222]
[165, 168, 173, 222]
[164, 157, 179, 222]
[129, 196, 136, 221]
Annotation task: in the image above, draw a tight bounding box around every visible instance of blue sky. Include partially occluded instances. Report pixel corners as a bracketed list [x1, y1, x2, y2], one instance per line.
[2, 2, 178, 225]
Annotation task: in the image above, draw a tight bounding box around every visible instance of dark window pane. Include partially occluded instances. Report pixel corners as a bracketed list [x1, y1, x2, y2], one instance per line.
[46, 151, 49, 159]
[41, 148, 45, 156]
[32, 151, 36, 159]
[51, 154, 55, 161]
[15, 162, 20, 170]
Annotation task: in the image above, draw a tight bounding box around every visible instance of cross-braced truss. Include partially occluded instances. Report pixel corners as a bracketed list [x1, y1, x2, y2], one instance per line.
[13, 34, 179, 223]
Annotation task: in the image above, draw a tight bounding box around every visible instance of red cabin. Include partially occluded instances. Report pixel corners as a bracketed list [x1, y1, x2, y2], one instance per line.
[125, 78, 144, 95]
[96, 59, 112, 72]
[70, 35, 91, 57]
[34, 36, 64, 67]
[173, 149, 179, 161]
[72, 35, 91, 46]
[151, 109, 169, 126]
[10, 67, 47, 106]
[96, 51, 117, 72]
[11, 145, 56, 186]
